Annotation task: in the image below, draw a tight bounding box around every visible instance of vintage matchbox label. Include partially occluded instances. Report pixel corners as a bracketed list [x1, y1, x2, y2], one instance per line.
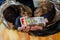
[20, 17, 46, 26]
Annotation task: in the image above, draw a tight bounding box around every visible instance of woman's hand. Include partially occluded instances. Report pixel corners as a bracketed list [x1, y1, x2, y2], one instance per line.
[18, 26, 43, 32]
[30, 26, 43, 31]
[18, 26, 30, 32]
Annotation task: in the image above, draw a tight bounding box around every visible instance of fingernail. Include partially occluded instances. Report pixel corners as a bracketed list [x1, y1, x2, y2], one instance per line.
[45, 18, 48, 23]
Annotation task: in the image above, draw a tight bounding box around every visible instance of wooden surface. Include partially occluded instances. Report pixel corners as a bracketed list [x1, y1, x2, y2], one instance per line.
[0, 23, 60, 40]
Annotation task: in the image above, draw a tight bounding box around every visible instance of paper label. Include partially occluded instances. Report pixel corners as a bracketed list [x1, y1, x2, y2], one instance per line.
[20, 17, 46, 26]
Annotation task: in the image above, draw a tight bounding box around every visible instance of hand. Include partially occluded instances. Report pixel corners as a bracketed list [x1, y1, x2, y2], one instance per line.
[30, 26, 43, 31]
[18, 26, 30, 32]
[18, 26, 43, 32]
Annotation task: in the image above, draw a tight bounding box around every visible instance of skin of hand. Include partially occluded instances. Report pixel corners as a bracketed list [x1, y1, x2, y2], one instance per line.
[18, 26, 30, 32]
[18, 25, 43, 32]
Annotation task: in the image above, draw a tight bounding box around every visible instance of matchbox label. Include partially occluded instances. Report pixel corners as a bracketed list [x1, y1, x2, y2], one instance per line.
[20, 17, 45, 26]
